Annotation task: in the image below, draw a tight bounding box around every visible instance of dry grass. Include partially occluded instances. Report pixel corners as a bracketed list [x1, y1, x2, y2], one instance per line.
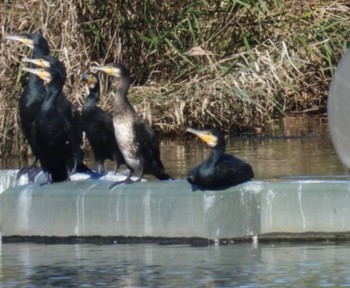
[0, 0, 350, 157]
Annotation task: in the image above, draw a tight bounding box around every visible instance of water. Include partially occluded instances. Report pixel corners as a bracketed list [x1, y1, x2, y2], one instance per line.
[1, 116, 349, 287]
[2, 243, 350, 287]
[1, 116, 347, 179]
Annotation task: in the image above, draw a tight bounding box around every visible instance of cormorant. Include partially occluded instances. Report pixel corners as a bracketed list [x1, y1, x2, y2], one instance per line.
[81, 72, 125, 173]
[5, 33, 49, 165]
[186, 128, 254, 190]
[91, 63, 173, 186]
[23, 56, 91, 175]
[22, 57, 75, 182]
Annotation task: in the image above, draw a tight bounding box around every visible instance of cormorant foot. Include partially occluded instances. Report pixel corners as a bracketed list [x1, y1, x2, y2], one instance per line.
[109, 178, 134, 189]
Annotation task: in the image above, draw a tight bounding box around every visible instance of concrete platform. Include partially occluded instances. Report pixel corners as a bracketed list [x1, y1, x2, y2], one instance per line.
[1, 171, 350, 244]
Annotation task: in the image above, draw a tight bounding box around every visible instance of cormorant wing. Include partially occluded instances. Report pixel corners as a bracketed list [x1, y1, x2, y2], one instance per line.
[133, 116, 164, 170]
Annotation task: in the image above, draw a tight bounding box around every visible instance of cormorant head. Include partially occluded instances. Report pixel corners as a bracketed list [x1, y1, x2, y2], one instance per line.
[81, 72, 99, 89]
[22, 55, 66, 84]
[5, 33, 49, 55]
[90, 62, 130, 79]
[22, 56, 51, 68]
[22, 66, 52, 83]
[186, 128, 224, 148]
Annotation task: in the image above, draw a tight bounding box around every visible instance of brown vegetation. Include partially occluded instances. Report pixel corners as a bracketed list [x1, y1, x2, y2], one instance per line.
[0, 0, 349, 157]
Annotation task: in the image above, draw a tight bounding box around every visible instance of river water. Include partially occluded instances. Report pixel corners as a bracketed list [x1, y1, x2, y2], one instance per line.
[2, 243, 350, 287]
[1, 116, 350, 287]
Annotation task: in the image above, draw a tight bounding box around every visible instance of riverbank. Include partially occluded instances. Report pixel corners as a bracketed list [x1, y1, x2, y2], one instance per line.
[1, 0, 349, 157]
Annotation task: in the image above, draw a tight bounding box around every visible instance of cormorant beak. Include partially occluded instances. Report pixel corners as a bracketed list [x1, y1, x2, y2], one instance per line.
[81, 73, 96, 87]
[91, 65, 121, 77]
[22, 67, 52, 83]
[186, 128, 218, 147]
[22, 57, 50, 68]
[5, 35, 34, 49]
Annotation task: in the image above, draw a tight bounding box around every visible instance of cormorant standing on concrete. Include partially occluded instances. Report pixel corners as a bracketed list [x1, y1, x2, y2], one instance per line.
[5, 33, 49, 164]
[186, 128, 254, 190]
[23, 57, 76, 182]
[81, 72, 125, 173]
[91, 63, 173, 186]
[23, 56, 91, 175]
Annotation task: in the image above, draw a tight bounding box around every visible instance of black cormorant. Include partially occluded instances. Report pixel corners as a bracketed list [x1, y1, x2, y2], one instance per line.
[186, 128, 254, 190]
[22, 57, 75, 182]
[5, 33, 49, 165]
[91, 63, 173, 186]
[23, 56, 91, 175]
[81, 72, 125, 173]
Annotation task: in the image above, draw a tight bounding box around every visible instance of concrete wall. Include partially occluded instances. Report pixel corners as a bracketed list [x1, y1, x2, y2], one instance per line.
[2, 174, 350, 243]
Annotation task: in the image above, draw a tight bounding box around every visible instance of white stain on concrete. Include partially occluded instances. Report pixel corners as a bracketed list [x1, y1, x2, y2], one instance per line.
[75, 190, 87, 235]
[204, 194, 216, 211]
[266, 189, 276, 227]
[17, 186, 34, 232]
[297, 184, 306, 229]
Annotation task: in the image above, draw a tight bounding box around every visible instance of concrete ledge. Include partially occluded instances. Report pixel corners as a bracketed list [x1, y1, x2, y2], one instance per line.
[1, 174, 350, 243]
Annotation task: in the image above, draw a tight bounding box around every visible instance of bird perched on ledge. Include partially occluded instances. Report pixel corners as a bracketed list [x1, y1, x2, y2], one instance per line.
[81, 72, 125, 173]
[186, 128, 254, 190]
[91, 63, 173, 186]
[22, 56, 91, 176]
[5, 33, 50, 166]
[22, 56, 73, 182]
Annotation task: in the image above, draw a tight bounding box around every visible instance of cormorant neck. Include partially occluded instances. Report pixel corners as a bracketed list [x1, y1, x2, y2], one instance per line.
[27, 72, 44, 91]
[25, 72, 46, 105]
[42, 78, 64, 111]
[208, 143, 225, 166]
[83, 87, 99, 110]
[113, 76, 134, 112]
[116, 77, 130, 98]
[33, 45, 50, 58]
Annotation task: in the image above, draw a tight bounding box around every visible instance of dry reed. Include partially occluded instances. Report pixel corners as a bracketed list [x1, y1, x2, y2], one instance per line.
[0, 0, 349, 157]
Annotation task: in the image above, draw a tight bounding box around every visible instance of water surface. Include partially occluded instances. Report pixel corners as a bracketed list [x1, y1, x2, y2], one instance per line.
[2, 243, 350, 287]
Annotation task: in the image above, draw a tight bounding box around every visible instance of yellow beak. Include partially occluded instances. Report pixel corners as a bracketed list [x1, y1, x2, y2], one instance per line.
[5, 35, 34, 49]
[23, 67, 52, 82]
[91, 65, 120, 77]
[186, 128, 215, 146]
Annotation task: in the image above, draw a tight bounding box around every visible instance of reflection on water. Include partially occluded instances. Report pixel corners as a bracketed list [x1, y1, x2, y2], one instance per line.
[2, 243, 350, 287]
[0, 116, 347, 179]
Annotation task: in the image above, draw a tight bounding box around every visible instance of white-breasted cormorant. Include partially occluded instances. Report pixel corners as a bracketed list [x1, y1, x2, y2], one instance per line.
[5, 33, 49, 165]
[81, 72, 125, 173]
[186, 128, 254, 190]
[91, 63, 173, 186]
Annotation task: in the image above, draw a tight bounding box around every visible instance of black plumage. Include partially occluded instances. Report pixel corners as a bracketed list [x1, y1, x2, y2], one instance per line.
[6, 33, 49, 164]
[24, 56, 91, 175]
[23, 56, 74, 181]
[91, 63, 173, 185]
[81, 72, 125, 173]
[186, 128, 254, 190]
